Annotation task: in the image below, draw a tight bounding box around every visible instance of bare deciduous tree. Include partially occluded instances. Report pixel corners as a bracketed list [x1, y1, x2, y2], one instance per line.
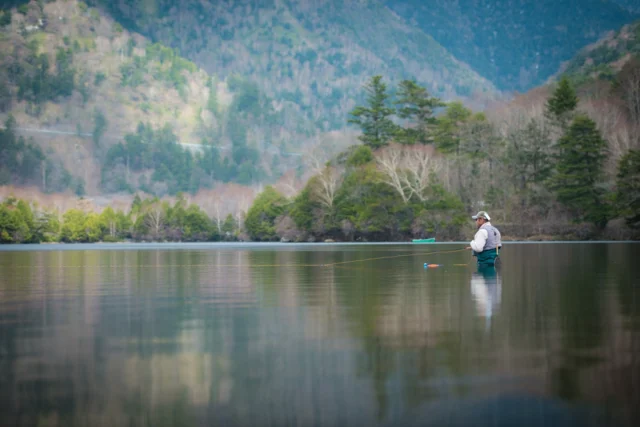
[274, 170, 300, 199]
[305, 146, 330, 175]
[376, 144, 440, 203]
[401, 145, 441, 202]
[312, 166, 343, 209]
[144, 203, 164, 239]
[304, 145, 344, 209]
[488, 101, 546, 141]
[236, 194, 251, 233]
[376, 144, 410, 203]
[582, 99, 623, 138]
[618, 59, 640, 127]
[582, 98, 640, 174]
[211, 196, 224, 233]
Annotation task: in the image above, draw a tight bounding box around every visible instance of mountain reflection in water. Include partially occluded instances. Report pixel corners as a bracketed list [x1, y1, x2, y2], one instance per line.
[0, 243, 638, 427]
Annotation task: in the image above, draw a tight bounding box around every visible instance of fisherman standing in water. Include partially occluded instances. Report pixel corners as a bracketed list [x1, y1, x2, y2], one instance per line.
[466, 211, 502, 268]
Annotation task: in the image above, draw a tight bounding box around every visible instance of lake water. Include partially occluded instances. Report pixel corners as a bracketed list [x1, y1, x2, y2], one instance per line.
[0, 243, 638, 427]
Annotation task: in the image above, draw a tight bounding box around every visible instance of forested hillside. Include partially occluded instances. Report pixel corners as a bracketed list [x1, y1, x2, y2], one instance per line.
[2, 0, 640, 243]
[560, 19, 640, 85]
[612, 0, 640, 13]
[233, 24, 640, 242]
[0, 0, 214, 141]
[233, 66, 640, 242]
[387, 0, 638, 92]
[0, 0, 325, 196]
[89, 0, 498, 132]
[4, 70, 639, 243]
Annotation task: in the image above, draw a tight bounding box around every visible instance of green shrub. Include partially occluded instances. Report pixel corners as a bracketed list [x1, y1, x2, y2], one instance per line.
[94, 71, 106, 86]
[0, 10, 12, 26]
[347, 145, 373, 166]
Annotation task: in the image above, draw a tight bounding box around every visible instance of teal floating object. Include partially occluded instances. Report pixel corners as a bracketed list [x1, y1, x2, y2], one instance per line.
[412, 238, 436, 243]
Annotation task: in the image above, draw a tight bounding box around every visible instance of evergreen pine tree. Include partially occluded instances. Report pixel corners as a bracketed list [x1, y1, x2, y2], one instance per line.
[433, 102, 472, 155]
[92, 108, 107, 147]
[550, 115, 610, 228]
[244, 186, 287, 241]
[394, 80, 443, 145]
[545, 77, 578, 129]
[348, 76, 398, 149]
[206, 77, 218, 114]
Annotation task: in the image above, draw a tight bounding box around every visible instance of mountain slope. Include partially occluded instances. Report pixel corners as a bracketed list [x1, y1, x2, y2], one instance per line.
[89, 0, 498, 132]
[559, 19, 640, 83]
[387, 0, 638, 92]
[0, 0, 222, 194]
[612, 0, 640, 13]
[0, 0, 215, 143]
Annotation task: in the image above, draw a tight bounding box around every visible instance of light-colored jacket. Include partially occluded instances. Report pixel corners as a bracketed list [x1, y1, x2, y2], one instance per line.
[470, 222, 502, 253]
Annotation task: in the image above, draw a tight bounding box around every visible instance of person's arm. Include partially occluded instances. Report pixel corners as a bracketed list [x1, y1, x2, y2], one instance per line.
[470, 229, 488, 252]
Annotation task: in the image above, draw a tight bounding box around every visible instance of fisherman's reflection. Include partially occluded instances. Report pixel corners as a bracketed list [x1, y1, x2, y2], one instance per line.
[470, 266, 502, 330]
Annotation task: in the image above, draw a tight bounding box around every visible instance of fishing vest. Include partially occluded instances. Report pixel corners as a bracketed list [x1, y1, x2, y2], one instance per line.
[480, 223, 501, 251]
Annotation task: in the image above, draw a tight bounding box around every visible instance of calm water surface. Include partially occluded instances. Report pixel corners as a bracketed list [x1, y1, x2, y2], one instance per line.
[0, 243, 638, 427]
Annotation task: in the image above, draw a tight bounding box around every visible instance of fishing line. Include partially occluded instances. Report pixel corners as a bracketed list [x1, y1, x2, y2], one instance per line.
[3, 247, 470, 269]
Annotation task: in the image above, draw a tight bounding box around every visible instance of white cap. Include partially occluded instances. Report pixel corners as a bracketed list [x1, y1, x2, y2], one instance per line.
[472, 211, 490, 221]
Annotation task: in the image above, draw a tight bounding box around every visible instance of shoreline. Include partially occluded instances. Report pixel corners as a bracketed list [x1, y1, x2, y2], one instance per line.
[1, 240, 639, 252]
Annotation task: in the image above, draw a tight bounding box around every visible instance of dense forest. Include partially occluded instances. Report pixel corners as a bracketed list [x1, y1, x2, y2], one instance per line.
[0, 192, 240, 243]
[235, 72, 636, 241]
[1, 0, 639, 195]
[101, 120, 265, 194]
[386, 0, 638, 91]
[562, 20, 640, 85]
[1, 1, 640, 243]
[0, 116, 78, 193]
[87, 0, 497, 130]
[0, 0, 302, 193]
[3, 68, 640, 243]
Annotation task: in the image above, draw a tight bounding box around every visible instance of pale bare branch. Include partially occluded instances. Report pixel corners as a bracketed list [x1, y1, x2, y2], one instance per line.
[144, 203, 164, 239]
[305, 143, 330, 175]
[211, 196, 223, 233]
[312, 166, 343, 209]
[620, 63, 640, 127]
[401, 146, 440, 202]
[274, 170, 300, 199]
[375, 144, 440, 203]
[376, 144, 410, 203]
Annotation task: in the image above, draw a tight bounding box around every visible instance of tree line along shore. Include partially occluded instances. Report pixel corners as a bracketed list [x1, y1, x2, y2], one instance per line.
[2, 72, 640, 243]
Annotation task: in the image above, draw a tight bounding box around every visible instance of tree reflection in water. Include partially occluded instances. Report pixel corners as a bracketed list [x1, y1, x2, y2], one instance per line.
[0, 243, 638, 426]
